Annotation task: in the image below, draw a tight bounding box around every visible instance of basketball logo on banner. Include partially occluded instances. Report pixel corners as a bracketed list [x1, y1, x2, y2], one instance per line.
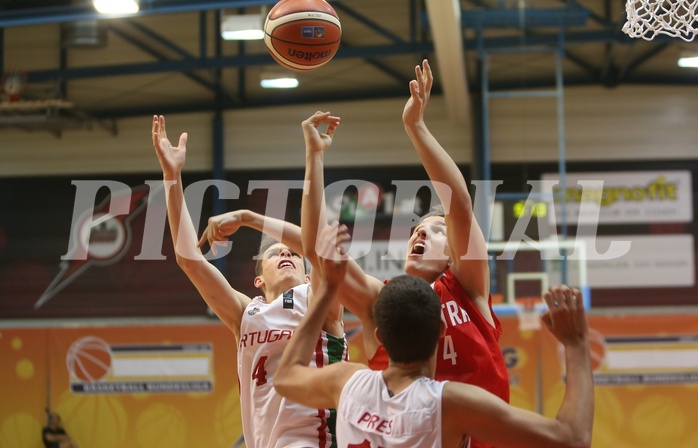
[66, 336, 113, 383]
[66, 336, 214, 394]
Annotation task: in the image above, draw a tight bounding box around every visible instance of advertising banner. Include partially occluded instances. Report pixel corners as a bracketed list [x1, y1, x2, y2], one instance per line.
[540, 313, 698, 448]
[3, 314, 698, 448]
[0, 323, 242, 448]
[541, 170, 693, 224]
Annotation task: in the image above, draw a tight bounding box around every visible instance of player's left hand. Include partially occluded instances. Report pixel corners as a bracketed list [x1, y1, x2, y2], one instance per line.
[302, 111, 340, 154]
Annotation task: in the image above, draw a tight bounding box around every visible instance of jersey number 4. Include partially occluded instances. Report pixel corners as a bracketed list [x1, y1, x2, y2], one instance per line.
[442, 335, 458, 365]
[252, 356, 268, 386]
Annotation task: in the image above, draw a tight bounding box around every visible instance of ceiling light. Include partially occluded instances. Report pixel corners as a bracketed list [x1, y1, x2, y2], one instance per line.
[260, 71, 299, 89]
[93, 0, 139, 15]
[221, 14, 264, 40]
[678, 54, 698, 68]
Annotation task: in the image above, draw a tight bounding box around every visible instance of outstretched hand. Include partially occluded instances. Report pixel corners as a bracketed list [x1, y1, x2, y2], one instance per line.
[301, 111, 340, 154]
[402, 59, 433, 128]
[541, 285, 588, 347]
[152, 115, 187, 179]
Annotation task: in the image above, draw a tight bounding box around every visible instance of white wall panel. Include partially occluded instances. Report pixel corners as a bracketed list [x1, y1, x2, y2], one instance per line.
[490, 85, 698, 162]
[222, 96, 472, 170]
[0, 113, 213, 176]
[2, 85, 697, 177]
[0, 97, 472, 177]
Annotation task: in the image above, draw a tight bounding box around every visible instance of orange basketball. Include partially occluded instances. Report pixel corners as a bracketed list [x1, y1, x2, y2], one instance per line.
[264, 0, 341, 72]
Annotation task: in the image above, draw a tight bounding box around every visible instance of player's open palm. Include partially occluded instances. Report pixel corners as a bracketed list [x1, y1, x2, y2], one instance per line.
[402, 59, 433, 128]
[152, 115, 187, 178]
[541, 285, 588, 347]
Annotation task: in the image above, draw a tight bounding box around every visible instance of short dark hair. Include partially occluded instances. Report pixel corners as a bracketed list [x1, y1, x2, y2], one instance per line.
[418, 203, 445, 224]
[255, 235, 280, 276]
[373, 275, 442, 363]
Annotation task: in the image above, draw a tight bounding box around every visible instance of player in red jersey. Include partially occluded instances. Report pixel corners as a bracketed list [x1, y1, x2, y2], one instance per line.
[276, 224, 593, 448]
[301, 59, 508, 448]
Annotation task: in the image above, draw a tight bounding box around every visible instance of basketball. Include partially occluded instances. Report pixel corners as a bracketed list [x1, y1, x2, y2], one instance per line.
[66, 336, 113, 382]
[264, 0, 341, 72]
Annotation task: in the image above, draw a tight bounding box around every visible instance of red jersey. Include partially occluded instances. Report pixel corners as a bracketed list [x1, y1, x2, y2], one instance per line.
[368, 269, 510, 448]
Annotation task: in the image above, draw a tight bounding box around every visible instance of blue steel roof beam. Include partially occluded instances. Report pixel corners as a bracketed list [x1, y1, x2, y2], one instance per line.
[460, 7, 599, 80]
[329, 0, 415, 88]
[409, 0, 417, 43]
[599, 5, 627, 86]
[214, 10, 233, 105]
[618, 43, 670, 81]
[343, 43, 413, 84]
[123, 18, 195, 60]
[564, 49, 601, 79]
[465, 0, 489, 7]
[600, 38, 615, 83]
[28, 55, 262, 83]
[0, 0, 278, 28]
[445, 6, 595, 59]
[335, 0, 417, 85]
[460, 7, 590, 29]
[472, 28, 684, 64]
[473, 29, 633, 48]
[0, 0, 3, 73]
[557, 0, 612, 27]
[0, 27, 4, 75]
[331, 1, 406, 44]
[201, 11, 209, 63]
[123, 17, 241, 104]
[106, 23, 241, 105]
[27, 42, 434, 84]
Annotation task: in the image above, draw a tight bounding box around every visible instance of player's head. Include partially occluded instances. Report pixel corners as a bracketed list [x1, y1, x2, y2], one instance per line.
[404, 204, 450, 282]
[48, 413, 61, 427]
[254, 236, 308, 297]
[419, 203, 446, 222]
[373, 275, 443, 364]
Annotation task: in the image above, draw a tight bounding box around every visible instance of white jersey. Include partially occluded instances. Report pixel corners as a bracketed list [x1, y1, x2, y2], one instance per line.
[238, 283, 347, 448]
[337, 369, 467, 448]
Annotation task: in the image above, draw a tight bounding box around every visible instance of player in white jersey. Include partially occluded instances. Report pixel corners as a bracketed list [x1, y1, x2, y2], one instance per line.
[152, 115, 346, 448]
[275, 223, 594, 448]
[239, 280, 347, 447]
[337, 369, 448, 447]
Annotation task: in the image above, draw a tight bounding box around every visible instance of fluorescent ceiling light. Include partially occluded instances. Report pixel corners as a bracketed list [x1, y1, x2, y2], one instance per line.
[221, 14, 264, 40]
[260, 72, 299, 89]
[93, 0, 139, 14]
[678, 55, 698, 68]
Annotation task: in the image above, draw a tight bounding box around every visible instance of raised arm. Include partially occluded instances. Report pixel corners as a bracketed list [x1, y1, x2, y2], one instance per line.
[442, 286, 593, 448]
[152, 115, 250, 341]
[198, 209, 304, 257]
[300, 111, 384, 356]
[403, 60, 491, 321]
[275, 223, 365, 409]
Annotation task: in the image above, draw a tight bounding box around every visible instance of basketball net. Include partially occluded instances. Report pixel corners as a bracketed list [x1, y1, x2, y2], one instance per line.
[515, 298, 542, 331]
[623, 0, 698, 41]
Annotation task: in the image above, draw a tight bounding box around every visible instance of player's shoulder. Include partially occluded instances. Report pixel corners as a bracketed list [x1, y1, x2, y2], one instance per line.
[435, 268, 470, 297]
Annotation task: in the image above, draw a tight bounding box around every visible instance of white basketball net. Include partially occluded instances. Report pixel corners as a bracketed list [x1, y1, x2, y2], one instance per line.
[623, 0, 698, 41]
